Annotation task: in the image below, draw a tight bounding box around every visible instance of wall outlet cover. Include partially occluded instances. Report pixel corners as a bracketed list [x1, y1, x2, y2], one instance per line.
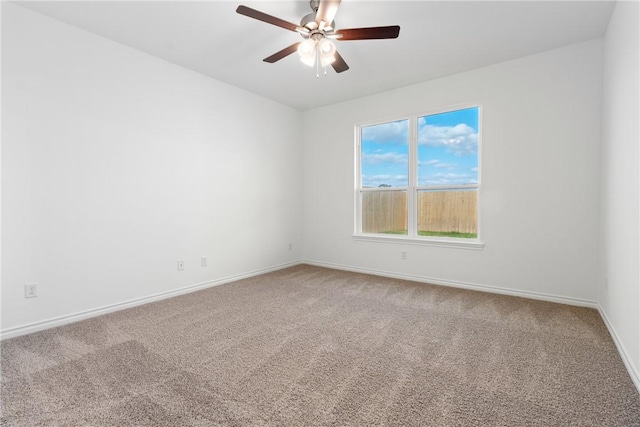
[25, 283, 38, 298]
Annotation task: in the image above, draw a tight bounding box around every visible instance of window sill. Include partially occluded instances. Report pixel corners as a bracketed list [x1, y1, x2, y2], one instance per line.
[352, 234, 485, 250]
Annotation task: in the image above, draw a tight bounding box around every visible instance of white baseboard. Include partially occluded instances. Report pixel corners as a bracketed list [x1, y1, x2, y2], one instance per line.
[306, 260, 640, 394]
[3, 259, 638, 394]
[0, 261, 302, 340]
[304, 260, 598, 308]
[597, 303, 640, 394]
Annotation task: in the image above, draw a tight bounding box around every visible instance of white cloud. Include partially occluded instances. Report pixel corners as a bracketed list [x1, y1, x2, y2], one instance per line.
[419, 172, 477, 186]
[362, 152, 407, 165]
[471, 167, 478, 172]
[418, 122, 478, 156]
[362, 174, 408, 188]
[361, 120, 408, 144]
[418, 159, 457, 169]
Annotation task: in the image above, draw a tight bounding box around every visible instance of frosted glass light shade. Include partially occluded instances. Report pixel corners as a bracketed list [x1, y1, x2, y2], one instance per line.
[318, 39, 336, 66]
[298, 39, 316, 67]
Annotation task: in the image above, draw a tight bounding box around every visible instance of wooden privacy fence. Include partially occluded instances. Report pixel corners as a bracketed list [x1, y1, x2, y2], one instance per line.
[361, 191, 407, 234]
[361, 190, 477, 234]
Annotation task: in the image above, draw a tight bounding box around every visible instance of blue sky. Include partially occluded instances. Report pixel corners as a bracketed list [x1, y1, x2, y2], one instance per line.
[361, 107, 479, 188]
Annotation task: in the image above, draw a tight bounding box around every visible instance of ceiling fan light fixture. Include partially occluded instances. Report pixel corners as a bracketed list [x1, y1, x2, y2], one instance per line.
[236, 1, 401, 75]
[298, 38, 317, 66]
[318, 38, 336, 66]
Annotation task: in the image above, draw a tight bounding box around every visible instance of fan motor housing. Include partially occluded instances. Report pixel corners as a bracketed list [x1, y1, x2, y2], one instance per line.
[300, 12, 317, 29]
[300, 12, 336, 33]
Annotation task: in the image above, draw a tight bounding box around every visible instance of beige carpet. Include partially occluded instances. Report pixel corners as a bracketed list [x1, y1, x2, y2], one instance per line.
[2, 264, 639, 426]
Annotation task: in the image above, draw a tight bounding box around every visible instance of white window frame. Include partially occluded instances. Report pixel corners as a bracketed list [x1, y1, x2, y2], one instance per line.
[354, 103, 484, 250]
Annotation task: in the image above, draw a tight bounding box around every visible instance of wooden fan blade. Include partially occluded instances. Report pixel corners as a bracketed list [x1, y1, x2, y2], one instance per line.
[263, 43, 301, 63]
[316, 0, 341, 28]
[336, 25, 400, 41]
[236, 5, 299, 32]
[331, 50, 349, 73]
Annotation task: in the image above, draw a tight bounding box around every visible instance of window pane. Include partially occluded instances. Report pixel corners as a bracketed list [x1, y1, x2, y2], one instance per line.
[417, 189, 477, 238]
[361, 120, 409, 188]
[417, 107, 479, 186]
[361, 190, 407, 235]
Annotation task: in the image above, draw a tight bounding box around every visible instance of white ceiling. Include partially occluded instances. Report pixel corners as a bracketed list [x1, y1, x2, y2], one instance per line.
[14, 0, 615, 110]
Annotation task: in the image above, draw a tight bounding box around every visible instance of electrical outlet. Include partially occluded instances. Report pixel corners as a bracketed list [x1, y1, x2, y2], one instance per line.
[177, 260, 184, 271]
[401, 251, 408, 260]
[201, 256, 208, 267]
[288, 243, 292, 251]
[25, 283, 38, 298]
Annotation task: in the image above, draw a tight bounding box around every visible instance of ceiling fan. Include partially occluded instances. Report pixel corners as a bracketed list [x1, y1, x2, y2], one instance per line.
[236, 0, 400, 74]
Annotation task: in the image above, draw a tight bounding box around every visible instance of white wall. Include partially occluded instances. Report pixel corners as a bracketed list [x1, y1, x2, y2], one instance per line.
[1, 3, 303, 334]
[599, 0, 640, 383]
[302, 39, 603, 304]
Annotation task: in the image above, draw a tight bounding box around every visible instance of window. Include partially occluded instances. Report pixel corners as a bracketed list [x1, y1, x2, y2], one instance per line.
[356, 105, 481, 247]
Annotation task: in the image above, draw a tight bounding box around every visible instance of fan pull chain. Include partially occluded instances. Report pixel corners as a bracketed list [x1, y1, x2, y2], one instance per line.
[316, 46, 320, 78]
